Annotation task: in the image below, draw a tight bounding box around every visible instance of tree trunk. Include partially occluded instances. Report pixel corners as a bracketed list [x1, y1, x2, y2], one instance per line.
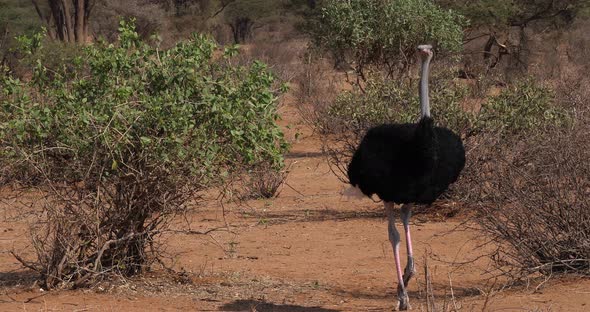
[32, 0, 94, 44]
[229, 17, 253, 44]
[31, 0, 57, 39]
[61, 0, 75, 43]
[46, 0, 66, 41]
[83, 0, 93, 43]
[74, 0, 85, 43]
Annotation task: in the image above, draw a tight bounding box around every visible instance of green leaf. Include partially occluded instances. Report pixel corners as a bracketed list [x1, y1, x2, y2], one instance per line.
[140, 136, 152, 145]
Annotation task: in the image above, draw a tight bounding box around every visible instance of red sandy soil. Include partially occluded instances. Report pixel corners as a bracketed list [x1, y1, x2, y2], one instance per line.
[1, 102, 590, 312]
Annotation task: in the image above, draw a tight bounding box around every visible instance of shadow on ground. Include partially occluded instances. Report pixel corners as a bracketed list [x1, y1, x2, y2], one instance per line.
[330, 286, 416, 301]
[285, 151, 325, 159]
[0, 270, 37, 288]
[220, 300, 340, 312]
[243, 208, 384, 225]
[332, 284, 481, 302]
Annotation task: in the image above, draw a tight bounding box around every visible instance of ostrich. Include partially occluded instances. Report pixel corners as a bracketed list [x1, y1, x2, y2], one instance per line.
[346, 45, 465, 310]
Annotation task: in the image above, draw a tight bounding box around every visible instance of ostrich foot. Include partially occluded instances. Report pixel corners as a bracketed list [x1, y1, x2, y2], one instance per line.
[403, 256, 415, 287]
[397, 285, 411, 311]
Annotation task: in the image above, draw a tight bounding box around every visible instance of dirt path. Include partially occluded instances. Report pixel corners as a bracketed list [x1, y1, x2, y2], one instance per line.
[1, 105, 589, 311]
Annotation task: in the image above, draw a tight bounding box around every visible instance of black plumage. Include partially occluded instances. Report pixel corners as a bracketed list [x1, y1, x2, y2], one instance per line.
[347, 116, 465, 204]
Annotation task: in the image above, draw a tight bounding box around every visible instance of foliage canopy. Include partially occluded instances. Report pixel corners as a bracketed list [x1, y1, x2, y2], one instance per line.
[1, 20, 287, 183]
[477, 78, 571, 135]
[309, 0, 465, 76]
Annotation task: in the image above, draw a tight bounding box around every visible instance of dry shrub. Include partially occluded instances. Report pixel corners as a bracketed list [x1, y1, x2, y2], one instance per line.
[467, 76, 590, 279]
[234, 37, 307, 83]
[420, 254, 468, 312]
[18, 173, 191, 288]
[293, 53, 340, 129]
[474, 125, 590, 278]
[240, 163, 288, 200]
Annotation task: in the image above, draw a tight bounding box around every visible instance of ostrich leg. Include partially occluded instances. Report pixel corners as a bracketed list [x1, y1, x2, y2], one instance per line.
[385, 202, 409, 310]
[401, 204, 415, 287]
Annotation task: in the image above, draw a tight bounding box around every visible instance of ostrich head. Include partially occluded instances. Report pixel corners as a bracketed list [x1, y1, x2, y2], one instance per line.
[417, 44, 433, 118]
[417, 44, 433, 61]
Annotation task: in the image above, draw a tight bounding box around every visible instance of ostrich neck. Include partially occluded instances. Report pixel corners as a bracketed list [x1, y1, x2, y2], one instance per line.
[419, 57, 431, 118]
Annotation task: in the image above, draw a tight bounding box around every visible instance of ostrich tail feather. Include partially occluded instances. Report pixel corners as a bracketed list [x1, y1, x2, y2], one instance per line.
[342, 185, 365, 199]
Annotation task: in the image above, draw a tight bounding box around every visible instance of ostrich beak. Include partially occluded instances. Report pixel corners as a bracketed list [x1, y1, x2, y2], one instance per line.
[417, 44, 433, 56]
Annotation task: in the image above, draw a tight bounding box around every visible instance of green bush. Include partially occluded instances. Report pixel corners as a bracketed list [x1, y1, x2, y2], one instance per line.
[308, 0, 465, 76]
[6, 29, 85, 80]
[322, 75, 569, 145]
[440, 0, 588, 29]
[323, 74, 472, 133]
[0, 0, 43, 45]
[322, 78, 416, 136]
[0, 0, 43, 72]
[0, 20, 287, 288]
[477, 78, 571, 135]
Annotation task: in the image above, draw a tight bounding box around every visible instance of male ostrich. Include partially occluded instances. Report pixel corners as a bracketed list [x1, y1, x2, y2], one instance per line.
[347, 45, 465, 310]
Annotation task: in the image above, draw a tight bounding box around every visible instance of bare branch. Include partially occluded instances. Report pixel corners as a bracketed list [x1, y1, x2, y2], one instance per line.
[209, 0, 235, 19]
